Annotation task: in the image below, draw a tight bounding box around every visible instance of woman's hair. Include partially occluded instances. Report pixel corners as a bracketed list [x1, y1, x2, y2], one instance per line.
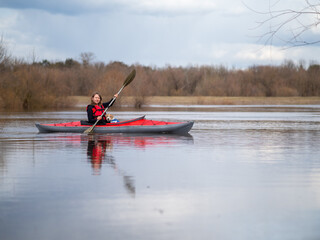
[91, 92, 102, 105]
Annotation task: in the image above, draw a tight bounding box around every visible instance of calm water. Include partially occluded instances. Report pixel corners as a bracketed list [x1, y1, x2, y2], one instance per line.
[1, 106, 320, 240]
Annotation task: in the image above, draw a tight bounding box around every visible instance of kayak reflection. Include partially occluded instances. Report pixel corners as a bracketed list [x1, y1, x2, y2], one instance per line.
[40, 133, 193, 196]
[85, 133, 194, 168]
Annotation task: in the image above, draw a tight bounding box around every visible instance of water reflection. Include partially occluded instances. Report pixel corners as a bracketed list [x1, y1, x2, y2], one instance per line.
[86, 134, 136, 196]
[45, 133, 194, 197]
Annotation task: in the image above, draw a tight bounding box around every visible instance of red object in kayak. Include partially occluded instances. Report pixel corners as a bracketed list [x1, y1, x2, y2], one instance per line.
[35, 116, 193, 134]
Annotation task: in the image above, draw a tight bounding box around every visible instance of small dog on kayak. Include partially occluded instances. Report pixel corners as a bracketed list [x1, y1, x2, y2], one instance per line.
[106, 114, 119, 123]
[106, 114, 114, 122]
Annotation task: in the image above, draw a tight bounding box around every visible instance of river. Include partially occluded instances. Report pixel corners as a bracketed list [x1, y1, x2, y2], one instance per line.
[1, 105, 320, 240]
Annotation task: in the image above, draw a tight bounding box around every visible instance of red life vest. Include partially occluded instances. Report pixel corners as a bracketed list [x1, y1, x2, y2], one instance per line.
[88, 104, 106, 121]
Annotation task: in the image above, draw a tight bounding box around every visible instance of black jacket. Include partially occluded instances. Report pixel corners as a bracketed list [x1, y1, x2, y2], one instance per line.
[87, 98, 115, 123]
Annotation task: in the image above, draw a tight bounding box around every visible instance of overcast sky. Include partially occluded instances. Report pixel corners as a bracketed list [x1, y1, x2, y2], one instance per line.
[1, 0, 320, 68]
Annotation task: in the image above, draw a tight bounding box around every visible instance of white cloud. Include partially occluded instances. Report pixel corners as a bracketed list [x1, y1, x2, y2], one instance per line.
[235, 44, 284, 61]
[132, 0, 217, 14]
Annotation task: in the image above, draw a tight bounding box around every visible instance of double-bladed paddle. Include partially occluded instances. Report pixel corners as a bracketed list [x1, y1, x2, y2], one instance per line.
[84, 69, 136, 134]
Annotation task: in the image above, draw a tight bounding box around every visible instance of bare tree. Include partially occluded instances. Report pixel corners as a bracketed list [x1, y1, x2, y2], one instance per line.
[80, 52, 95, 66]
[0, 36, 12, 70]
[251, 0, 320, 47]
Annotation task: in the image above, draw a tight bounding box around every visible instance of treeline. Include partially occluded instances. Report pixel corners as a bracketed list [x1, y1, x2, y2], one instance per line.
[1, 44, 320, 110]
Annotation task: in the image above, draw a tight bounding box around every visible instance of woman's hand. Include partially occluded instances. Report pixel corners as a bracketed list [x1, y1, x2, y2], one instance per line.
[97, 116, 102, 121]
[114, 93, 118, 98]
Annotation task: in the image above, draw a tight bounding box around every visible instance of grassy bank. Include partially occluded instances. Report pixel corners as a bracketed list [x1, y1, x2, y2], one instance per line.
[72, 96, 320, 107]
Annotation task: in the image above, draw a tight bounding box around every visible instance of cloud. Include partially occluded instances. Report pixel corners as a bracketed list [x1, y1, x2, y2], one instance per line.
[235, 44, 284, 61]
[0, 0, 130, 15]
[0, 0, 218, 16]
[0, 7, 292, 67]
[132, 0, 217, 15]
[0, 0, 82, 15]
[1, 0, 320, 68]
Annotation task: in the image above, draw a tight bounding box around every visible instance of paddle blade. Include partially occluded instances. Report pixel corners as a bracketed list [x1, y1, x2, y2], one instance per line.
[123, 69, 136, 88]
[84, 125, 94, 134]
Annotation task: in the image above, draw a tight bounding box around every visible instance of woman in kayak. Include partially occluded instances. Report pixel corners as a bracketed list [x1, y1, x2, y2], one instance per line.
[87, 92, 118, 124]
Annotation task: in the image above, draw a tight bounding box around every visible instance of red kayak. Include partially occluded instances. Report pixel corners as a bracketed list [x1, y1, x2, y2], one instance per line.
[35, 116, 193, 134]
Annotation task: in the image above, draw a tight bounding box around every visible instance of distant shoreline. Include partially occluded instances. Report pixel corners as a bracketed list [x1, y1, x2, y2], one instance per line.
[71, 96, 320, 107]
